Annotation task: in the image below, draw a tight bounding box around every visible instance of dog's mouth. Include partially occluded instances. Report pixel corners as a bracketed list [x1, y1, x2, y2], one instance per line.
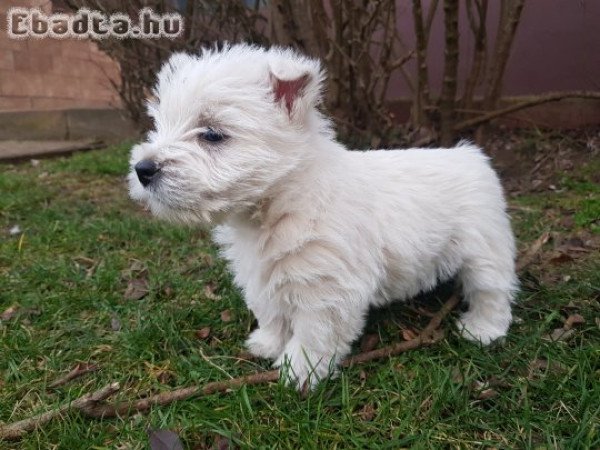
[128, 170, 223, 224]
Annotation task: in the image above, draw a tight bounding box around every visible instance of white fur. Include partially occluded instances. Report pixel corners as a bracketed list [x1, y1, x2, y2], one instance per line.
[128, 44, 518, 390]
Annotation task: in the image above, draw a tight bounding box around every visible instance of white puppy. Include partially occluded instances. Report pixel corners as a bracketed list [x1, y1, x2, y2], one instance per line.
[128, 44, 518, 390]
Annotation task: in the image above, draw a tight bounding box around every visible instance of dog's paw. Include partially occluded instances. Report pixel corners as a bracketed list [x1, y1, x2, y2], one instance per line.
[274, 340, 336, 392]
[456, 312, 509, 345]
[246, 328, 285, 360]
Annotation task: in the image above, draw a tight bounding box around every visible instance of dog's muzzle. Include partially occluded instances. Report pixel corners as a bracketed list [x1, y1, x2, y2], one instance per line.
[135, 160, 160, 187]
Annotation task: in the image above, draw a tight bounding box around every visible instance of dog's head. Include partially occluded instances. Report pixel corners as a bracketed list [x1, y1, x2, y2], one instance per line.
[128, 44, 328, 224]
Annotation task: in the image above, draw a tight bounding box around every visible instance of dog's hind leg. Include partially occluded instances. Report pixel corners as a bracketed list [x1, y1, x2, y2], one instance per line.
[456, 229, 518, 344]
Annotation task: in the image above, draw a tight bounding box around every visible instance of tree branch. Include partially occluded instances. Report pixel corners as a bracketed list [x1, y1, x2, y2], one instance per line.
[461, 0, 488, 112]
[411, 0, 433, 127]
[454, 91, 600, 131]
[439, 0, 460, 146]
[482, 0, 525, 110]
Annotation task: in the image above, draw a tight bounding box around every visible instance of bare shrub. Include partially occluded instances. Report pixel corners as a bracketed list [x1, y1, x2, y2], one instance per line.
[62, 0, 600, 147]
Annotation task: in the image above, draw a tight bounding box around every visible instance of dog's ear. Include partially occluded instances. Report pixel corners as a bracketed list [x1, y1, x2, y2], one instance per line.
[267, 48, 323, 120]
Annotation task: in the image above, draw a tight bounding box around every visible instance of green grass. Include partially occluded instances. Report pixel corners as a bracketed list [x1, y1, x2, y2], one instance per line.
[1, 144, 599, 449]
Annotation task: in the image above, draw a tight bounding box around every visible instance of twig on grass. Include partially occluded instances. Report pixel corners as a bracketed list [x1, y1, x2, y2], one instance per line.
[343, 294, 459, 367]
[1, 228, 547, 441]
[80, 370, 282, 419]
[48, 363, 99, 389]
[0, 383, 120, 441]
[0, 294, 460, 440]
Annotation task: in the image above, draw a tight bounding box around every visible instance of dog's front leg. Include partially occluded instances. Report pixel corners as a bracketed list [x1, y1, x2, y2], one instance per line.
[245, 304, 292, 360]
[275, 302, 366, 391]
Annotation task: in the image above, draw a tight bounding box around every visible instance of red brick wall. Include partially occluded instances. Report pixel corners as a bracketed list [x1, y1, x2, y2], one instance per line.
[0, 0, 120, 112]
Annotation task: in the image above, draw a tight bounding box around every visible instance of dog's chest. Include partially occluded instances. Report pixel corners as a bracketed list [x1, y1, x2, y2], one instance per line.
[213, 223, 270, 306]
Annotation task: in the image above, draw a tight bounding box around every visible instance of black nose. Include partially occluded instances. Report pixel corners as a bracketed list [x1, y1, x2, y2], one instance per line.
[135, 160, 160, 187]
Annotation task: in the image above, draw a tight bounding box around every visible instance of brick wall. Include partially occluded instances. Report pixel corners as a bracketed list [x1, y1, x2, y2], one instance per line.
[0, 0, 120, 112]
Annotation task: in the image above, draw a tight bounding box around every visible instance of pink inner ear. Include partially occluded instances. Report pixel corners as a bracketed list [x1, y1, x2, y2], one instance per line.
[272, 74, 310, 115]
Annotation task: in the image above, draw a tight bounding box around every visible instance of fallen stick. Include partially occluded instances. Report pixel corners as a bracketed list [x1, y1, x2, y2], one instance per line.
[74, 293, 461, 419]
[0, 294, 460, 439]
[1, 234, 545, 440]
[79, 370, 281, 419]
[0, 382, 120, 441]
[343, 294, 459, 367]
[48, 363, 99, 389]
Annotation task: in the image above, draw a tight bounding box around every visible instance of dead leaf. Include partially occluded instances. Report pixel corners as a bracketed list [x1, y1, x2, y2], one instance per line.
[124, 277, 149, 300]
[527, 358, 567, 379]
[195, 327, 211, 340]
[145, 362, 176, 384]
[517, 231, 551, 271]
[111, 315, 122, 331]
[359, 370, 368, 384]
[564, 314, 585, 330]
[128, 259, 147, 273]
[476, 388, 498, 400]
[543, 328, 575, 342]
[565, 237, 586, 248]
[121, 260, 148, 283]
[201, 253, 214, 267]
[393, 362, 405, 372]
[203, 282, 220, 300]
[549, 252, 574, 265]
[161, 284, 174, 299]
[91, 344, 113, 356]
[358, 403, 376, 421]
[528, 358, 550, 373]
[360, 333, 379, 352]
[214, 436, 233, 450]
[470, 380, 498, 400]
[147, 429, 184, 450]
[558, 159, 574, 171]
[417, 395, 432, 417]
[220, 310, 232, 322]
[553, 237, 589, 260]
[559, 216, 575, 229]
[1, 305, 19, 321]
[401, 329, 418, 341]
[451, 366, 464, 384]
[73, 255, 96, 268]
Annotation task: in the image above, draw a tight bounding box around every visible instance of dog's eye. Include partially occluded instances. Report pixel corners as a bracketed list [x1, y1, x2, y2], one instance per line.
[200, 128, 225, 143]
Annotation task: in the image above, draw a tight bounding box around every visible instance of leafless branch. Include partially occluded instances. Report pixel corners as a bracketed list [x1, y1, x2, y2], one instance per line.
[48, 363, 99, 389]
[482, 0, 525, 111]
[455, 91, 600, 131]
[439, 0, 460, 146]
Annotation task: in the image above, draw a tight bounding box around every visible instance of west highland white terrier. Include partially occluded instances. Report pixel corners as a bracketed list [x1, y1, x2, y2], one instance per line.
[128, 44, 518, 390]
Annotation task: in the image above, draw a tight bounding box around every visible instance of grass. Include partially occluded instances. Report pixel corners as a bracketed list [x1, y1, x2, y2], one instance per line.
[1, 144, 599, 449]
